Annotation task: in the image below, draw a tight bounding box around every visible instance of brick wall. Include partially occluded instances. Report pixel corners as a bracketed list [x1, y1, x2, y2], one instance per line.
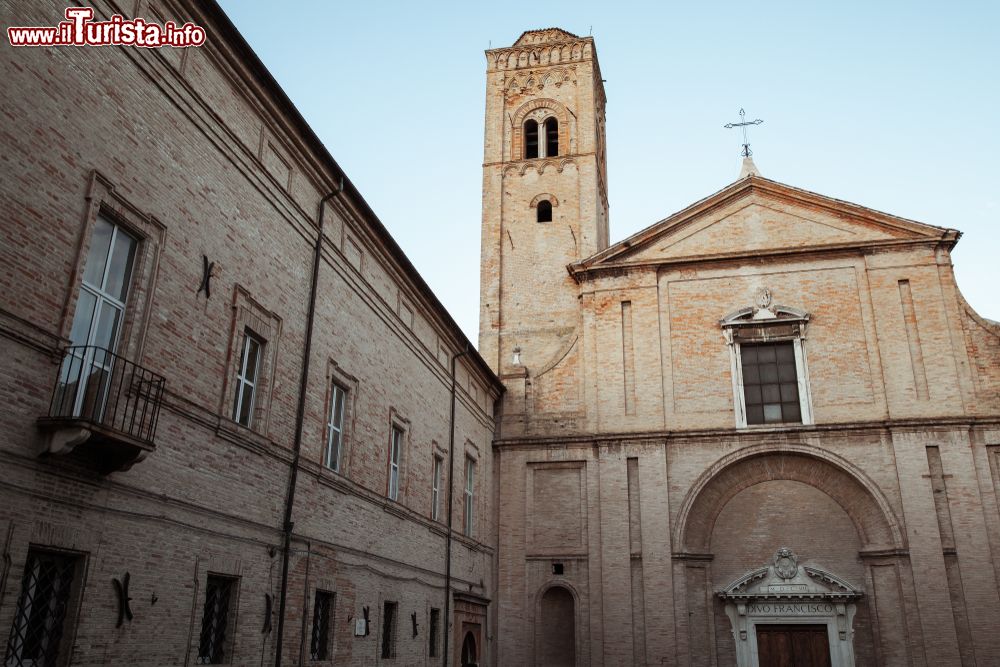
[0, 1, 501, 665]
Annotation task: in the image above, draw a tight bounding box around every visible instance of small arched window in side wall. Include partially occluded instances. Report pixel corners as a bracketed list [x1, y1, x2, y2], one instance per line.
[524, 120, 539, 159]
[544, 117, 559, 157]
[537, 200, 553, 223]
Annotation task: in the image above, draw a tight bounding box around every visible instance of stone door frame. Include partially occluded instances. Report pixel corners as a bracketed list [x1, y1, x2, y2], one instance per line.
[718, 549, 863, 667]
[724, 601, 857, 667]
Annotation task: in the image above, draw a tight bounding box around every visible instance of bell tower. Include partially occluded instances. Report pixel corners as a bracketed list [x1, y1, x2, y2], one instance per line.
[479, 29, 609, 411]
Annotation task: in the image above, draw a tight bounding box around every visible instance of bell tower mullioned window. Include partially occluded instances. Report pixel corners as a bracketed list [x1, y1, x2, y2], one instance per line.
[479, 29, 609, 385]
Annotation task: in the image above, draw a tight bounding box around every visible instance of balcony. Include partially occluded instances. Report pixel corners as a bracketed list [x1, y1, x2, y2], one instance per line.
[37, 345, 165, 473]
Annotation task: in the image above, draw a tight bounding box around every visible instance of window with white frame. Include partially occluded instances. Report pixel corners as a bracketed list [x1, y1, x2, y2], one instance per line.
[324, 382, 347, 472]
[55, 216, 138, 418]
[387, 426, 403, 501]
[722, 288, 813, 429]
[431, 455, 442, 521]
[232, 331, 263, 428]
[463, 457, 475, 536]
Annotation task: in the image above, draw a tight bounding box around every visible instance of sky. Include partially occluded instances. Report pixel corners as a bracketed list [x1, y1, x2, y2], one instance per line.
[216, 0, 999, 341]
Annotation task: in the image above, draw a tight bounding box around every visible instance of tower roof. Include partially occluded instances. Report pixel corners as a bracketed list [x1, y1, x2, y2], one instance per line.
[512, 28, 581, 47]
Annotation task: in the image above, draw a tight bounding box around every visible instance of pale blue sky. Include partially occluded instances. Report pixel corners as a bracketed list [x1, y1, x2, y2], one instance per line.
[217, 0, 999, 340]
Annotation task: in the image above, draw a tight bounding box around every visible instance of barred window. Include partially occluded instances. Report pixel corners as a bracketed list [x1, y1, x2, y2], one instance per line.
[310, 591, 334, 661]
[380, 601, 397, 659]
[5, 548, 82, 667]
[198, 574, 238, 664]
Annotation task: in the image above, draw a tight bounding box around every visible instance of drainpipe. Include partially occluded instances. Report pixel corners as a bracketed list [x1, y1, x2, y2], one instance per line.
[443, 344, 470, 667]
[274, 179, 343, 667]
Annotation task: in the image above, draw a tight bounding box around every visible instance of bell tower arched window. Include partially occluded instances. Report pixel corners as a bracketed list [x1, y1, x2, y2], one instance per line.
[544, 117, 559, 157]
[536, 200, 552, 223]
[524, 120, 539, 159]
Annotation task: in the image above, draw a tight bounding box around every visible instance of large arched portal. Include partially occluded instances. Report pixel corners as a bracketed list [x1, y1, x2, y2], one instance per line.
[536, 585, 576, 667]
[712, 483, 873, 666]
[673, 445, 908, 667]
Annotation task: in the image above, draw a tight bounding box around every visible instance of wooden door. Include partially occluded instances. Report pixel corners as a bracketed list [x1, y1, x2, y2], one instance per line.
[756, 624, 832, 667]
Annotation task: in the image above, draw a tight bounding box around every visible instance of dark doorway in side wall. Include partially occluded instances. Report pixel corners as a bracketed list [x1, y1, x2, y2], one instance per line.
[536, 585, 575, 666]
[461, 630, 477, 666]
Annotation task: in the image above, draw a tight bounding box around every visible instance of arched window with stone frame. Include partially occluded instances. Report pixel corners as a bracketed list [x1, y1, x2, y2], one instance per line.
[512, 99, 571, 162]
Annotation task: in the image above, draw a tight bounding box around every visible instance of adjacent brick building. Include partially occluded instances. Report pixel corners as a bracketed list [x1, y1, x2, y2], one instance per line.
[1, 1, 500, 665]
[483, 27, 1000, 667]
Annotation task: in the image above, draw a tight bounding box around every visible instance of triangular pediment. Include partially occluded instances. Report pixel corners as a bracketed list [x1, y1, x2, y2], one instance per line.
[513, 28, 581, 47]
[572, 176, 957, 276]
[718, 548, 863, 602]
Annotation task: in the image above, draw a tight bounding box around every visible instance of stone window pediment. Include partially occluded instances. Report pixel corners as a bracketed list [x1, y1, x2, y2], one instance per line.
[720, 287, 810, 344]
[722, 288, 815, 428]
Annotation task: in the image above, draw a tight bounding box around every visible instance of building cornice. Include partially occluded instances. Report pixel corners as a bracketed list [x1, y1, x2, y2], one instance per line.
[493, 416, 1000, 449]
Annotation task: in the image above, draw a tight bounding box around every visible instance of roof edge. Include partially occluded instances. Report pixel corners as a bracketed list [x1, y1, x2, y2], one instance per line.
[573, 174, 960, 272]
[197, 0, 502, 390]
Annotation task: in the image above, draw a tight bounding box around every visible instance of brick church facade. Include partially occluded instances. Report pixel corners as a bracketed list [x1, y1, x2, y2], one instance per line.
[482, 27, 1000, 667]
[1, 3, 999, 667]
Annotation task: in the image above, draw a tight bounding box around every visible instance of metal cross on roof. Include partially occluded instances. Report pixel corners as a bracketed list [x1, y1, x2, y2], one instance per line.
[724, 108, 764, 157]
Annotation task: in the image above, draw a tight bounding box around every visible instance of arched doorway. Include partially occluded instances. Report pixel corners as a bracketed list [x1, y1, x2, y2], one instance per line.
[461, 631, 477, 667]
[673, 445, 907, 667]
[536, 585, 575, 667]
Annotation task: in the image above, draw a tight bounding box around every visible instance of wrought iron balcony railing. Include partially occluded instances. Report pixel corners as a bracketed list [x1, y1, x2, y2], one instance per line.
[38, 345, 166, 472]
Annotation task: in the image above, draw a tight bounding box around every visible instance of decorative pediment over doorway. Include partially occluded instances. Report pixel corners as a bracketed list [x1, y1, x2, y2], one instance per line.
[718, 548, 863, 667]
